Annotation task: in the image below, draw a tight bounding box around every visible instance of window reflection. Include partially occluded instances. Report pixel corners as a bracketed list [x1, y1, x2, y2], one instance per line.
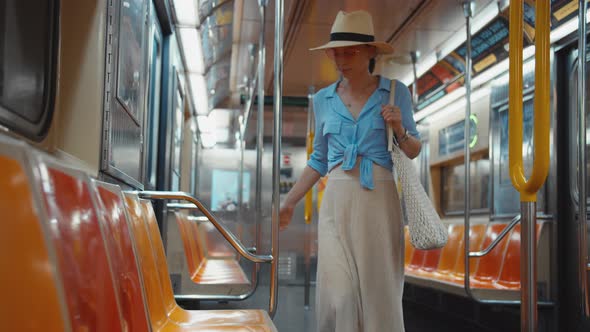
[442, 159, 490, 214]
[499, 99, 535, 186]
[117, 0, 145, 121]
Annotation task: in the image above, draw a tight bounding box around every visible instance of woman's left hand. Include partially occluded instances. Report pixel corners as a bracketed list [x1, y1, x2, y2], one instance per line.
[381, 104, 404, 135]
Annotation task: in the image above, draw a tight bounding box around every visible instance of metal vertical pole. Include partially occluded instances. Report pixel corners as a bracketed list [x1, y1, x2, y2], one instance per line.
[238, 128, 244, 212]
[255, 0, 267, 288]
[304, 86, 315, 310]
[410, 51, 419, 109]
[578, 0, 589, 318]
[269, 0, 284, 318]
[463, 0, 474, 292]
[521, 200, 537, 332]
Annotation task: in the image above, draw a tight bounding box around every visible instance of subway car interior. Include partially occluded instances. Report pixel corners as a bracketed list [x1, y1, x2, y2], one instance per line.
[2, 0, 590, 331]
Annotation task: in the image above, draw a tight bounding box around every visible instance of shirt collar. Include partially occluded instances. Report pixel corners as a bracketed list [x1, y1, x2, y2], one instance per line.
[325, 75, 390, 99]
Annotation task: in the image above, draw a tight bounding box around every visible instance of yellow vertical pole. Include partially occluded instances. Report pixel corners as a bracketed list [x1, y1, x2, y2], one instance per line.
[509, 1, 551, 331]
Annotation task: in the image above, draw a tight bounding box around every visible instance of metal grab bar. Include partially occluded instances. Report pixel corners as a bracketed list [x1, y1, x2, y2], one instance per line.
[468, 214, 553, 258]
[303, 87, 315, 309]
[509, 1, 551, 331]
[463, 1, 474, 299]
[509, 5, 551, 198]
[578, 0, 590, 318]
[269, 0, 284, 317]
[469, 215, 521, 258]
[304, 90, 315, 225]
[134, 191, 273, 264]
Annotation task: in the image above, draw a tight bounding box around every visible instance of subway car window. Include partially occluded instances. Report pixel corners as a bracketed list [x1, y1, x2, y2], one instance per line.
[117, 0, 146, 123]
[0, 0, 59, 140]
[441, 159, 490, 214]
[171, 86, 183, 191]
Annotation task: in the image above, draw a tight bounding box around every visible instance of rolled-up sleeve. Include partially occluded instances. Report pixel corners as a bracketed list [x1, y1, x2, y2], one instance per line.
[396, 80, 421, 139]
[307, 96, 328, 176]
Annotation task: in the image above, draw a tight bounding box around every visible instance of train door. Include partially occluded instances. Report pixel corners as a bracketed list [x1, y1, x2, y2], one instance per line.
[143, 1, 163, 190]
[559, 46, 590, 331]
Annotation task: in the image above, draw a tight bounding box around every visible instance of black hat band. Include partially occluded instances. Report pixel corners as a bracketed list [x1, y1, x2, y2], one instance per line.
[330, 32, 375, 43]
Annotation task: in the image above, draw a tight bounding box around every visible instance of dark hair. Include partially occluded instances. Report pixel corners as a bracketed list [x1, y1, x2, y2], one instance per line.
[369, 58, 376, 74]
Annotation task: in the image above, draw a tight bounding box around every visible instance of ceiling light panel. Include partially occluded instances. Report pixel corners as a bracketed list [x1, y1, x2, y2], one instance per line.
[179, 28, 204, 73]
[190, 74, 209, 115]
[172, 0, 199, 26]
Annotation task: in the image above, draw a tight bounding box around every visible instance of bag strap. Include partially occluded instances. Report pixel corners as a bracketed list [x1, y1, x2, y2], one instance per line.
[387, 80, 397, 152]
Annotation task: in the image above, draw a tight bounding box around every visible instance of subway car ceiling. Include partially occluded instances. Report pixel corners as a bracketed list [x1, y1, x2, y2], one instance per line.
[1, 0, 584, 169]
[167, 0, 585, 150]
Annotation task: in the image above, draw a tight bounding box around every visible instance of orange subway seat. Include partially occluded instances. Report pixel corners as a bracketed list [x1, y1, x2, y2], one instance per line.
[93, 182, 154, 332]
[188, 220, 248, 284]
[188, 220, 206, 263]
[494, 223, 542, 290]
[175, 212, 198, 275]
[125, 195, 273, 331]
[39, 165, 124, 332]
[431, 225, 465, 281]
[407, 249, 427, 272]
[469, 223, 512, 289]
[404, 227, 414, 267]
[139, 198, 274, 328]
[412, 249, 442, 278]
[450, 224, 487, 283]
[0, 153, 68, 332]
[200, 221, 238, 258]
[123, 192, 174, 330]
[175, 212, 249, 285]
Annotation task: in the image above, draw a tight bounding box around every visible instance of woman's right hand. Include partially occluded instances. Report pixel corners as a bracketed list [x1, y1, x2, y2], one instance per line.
[279, 204, 295, 231]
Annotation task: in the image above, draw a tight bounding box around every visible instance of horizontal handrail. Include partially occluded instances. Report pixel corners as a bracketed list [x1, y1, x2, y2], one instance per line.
[130, 190, 273, 264]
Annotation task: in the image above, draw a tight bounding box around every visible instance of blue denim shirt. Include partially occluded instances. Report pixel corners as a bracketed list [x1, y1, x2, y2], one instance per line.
[307, 76, 420, 190]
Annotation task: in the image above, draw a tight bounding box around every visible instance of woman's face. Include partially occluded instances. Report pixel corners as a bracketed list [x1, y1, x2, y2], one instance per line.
[325, 45, 376, 78]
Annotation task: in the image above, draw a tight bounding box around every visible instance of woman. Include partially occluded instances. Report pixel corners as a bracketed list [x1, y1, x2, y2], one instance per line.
[279, 10, 421, 331]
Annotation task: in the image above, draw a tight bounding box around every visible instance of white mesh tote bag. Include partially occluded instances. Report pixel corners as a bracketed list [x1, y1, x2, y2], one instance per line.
[387, 80, 448, 250]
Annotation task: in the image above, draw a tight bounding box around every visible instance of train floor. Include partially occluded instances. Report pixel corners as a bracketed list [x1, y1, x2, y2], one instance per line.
[194, 284, 495, 331]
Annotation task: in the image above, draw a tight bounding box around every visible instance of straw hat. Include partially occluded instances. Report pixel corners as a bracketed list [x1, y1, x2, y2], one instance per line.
[310, 10, 394, 54]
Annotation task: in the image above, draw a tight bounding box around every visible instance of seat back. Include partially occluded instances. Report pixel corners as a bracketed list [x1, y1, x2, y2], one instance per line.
[435, 225, 464, 276]
[496, 223, 543, 289]
[175, 212, 198, 273]
[453, 224, 487, 278]
[408, 249, 427, 270]
[199, 221, 237, 258]
[93, 182, 152, 332]
[0, 152, 69, 332]
[38, 161, 123, 332]
[124, 193, 171, 329]
[421, 248, 443, 272]
[176, 212, 205, 277]
[472, 223, 511, 283]
[142, 200, 178, 314]
[404, 227, 413, 266]
[188, 220, 206, 263]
